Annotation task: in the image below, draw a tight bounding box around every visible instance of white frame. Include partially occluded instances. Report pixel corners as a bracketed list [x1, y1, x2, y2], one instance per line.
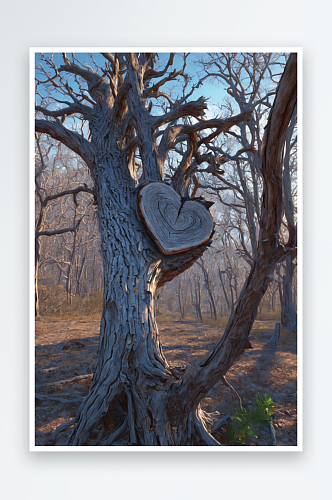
[30, 47, 303, 452]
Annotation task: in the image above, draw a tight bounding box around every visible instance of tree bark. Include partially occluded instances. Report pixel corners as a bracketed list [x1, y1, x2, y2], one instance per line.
[62, 147, 216, 445]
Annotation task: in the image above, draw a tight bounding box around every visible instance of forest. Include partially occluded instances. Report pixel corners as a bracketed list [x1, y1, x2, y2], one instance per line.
[34, 51, 298, 447]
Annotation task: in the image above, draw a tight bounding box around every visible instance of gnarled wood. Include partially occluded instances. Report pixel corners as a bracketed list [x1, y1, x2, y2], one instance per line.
[138, 182, 214, 255]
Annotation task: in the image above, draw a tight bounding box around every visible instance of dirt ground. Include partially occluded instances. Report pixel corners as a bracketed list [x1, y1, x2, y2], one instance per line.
[34, 317, 297, 447]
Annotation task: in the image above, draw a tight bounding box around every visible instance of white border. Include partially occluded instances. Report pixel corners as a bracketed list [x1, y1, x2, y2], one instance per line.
[30, 47, 302, 452]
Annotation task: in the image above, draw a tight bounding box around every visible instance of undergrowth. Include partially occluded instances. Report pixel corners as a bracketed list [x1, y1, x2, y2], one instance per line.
[37, 286, 103, 321]
[228, 393, 277, 444]
[256, 309, 281, 321]
[37, 286, 286, 334]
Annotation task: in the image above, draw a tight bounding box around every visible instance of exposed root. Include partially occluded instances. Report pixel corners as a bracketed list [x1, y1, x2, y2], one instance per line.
[221, 376, 242, 405]
[45, 415, 79, 445]
[126, 390, 137, 444]
[211, 414, 231, 433]
[35, 393, 84, 404]
[97, 417, 128, 446]
[67, 383, 121, 446]
[269, 421, 277, 446]
[42, 377, 228, 447]
[194, 414, 222, 446]
[36, 374, 93, 389]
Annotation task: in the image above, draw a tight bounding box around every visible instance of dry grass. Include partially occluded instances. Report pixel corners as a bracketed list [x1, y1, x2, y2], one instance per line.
[256, 308, 281, 321]
[201, 315, 229, 328]
[37, 289, 293, 347]
[37, 286, 103, 322]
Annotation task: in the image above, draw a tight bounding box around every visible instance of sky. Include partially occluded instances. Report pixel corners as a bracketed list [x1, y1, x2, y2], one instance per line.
[35, 51, 230, 121]
[35, 51, 286, 130]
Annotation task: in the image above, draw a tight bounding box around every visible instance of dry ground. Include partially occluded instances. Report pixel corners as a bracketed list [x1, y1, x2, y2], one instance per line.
[34, 317, 297, 447]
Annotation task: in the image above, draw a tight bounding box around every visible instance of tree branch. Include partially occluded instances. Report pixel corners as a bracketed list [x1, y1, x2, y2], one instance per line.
[157, 109, 253, 175]
[35, 119, 93, 166]
[143, 53, 175, 82]
[177, 53, 297, 409]
[43, 185, 94, 205]
[157, 234, 214, 288]
[37, 217, 83, 237]
[36, 103, 92, 121]
[154, 96, 208, 129]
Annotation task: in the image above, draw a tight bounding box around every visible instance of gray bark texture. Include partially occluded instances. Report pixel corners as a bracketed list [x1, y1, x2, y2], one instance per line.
[35, 52, 297, 446]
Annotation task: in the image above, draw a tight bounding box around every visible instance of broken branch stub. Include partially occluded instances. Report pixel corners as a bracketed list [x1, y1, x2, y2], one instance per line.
[270, 322, 281, 346]
[137, 182, 214, 255]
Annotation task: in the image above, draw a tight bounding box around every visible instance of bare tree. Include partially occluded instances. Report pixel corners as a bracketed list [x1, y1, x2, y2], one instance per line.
[190, 272, 203, 322]
[35, 135, 94, 315]
[197, 257, 218, 320]
[177, 276, 186, 319]
[35, 52, 297, 446]
[280, 108, 297, 330]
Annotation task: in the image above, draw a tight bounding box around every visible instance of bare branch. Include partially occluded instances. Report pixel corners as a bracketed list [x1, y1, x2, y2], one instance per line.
[43, 185, 94, 205]
[35, 119, 93, 166]
[154, 96, 208, 129]
[143, 53, 175, 82]
[36, 103, 92, 121]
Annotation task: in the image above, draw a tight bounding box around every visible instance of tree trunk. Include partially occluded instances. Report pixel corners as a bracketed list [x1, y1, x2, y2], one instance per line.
[65, 177, 271, 446]
[198, 260, 217, 321]
[178, 278, 185, 319]
[191, 278, 203, 322]
[66, 229, 78, 304]
[281, 256, 297, 332]
[76, 249, 87, 297]
[196, 281, 203, 322]
[270, 322, 281, 346]
[218, 268, 230, 315]
[35, 237, 40, 317]
[63, 163, 212, 445]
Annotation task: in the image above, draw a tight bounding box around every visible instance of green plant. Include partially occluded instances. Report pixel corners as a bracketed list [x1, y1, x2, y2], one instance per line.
[228, 393, 277, 444]
[228, 405, 257, 443]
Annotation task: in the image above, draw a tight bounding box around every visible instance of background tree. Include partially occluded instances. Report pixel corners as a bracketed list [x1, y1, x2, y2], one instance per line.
[190, 52, 298, 329]
[35, 134, 94, 315]
[35, 52, 297, 446]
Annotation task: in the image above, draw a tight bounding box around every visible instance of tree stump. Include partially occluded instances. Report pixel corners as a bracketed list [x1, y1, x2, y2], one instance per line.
[138, 182, 214, 255]
[270, 322, 281, 346]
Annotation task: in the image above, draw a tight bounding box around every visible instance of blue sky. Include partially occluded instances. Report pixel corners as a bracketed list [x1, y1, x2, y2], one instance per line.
[35, 51, 229, 119]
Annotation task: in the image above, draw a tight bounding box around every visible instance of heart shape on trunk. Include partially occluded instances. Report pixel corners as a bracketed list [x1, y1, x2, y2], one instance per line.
[138, 182, 214, 255]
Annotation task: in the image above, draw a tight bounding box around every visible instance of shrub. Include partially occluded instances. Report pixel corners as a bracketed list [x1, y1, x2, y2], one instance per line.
[228, 393, 277, 444]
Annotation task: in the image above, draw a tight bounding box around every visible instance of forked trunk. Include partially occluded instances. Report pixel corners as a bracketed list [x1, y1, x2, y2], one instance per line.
[65, 167, 215, 446]
[64, 169, 275, 446]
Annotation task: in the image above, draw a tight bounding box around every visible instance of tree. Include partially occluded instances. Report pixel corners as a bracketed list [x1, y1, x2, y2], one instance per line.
[192, 52, 298, 326]
[189, 271, 203, 322]
[197, 257, 218, 320]
[280, 108, 297, 331]
[35, 134, 94, 315]
[35, 52, 297, 446]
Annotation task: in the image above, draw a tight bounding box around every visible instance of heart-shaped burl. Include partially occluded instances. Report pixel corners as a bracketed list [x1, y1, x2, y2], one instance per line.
[138, 182, 214, 255]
